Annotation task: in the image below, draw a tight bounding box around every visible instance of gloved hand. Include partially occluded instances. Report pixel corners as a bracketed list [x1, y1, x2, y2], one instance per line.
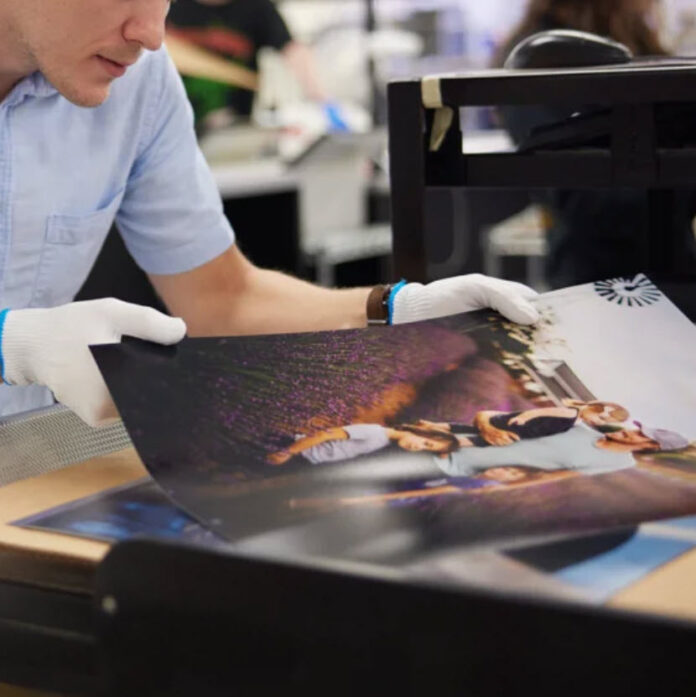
[323, 101, 351, 132]
[0, 299, 186, 427]
[391, 274, 539, 325]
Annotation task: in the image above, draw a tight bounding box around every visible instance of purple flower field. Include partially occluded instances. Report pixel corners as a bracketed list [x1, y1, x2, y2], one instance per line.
[109, 313, 535, 479]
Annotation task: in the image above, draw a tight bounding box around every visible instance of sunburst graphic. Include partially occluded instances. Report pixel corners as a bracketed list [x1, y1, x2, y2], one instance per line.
[593, 275, 662, 307]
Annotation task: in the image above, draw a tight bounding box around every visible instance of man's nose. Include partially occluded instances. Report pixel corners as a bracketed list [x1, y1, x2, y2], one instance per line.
[122, 1, 168, 51]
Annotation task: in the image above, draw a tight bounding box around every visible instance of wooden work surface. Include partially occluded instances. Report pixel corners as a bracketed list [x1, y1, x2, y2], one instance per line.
[0, 450, 695, 624]
[0, 449, 146, 594]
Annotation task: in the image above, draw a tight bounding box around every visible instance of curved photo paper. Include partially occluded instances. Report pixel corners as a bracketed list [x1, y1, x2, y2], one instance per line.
[93, 275, 696, 602]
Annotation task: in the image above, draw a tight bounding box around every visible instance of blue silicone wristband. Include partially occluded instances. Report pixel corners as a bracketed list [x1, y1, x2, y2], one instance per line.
[387, 280, 407, 325]
[0, 308, 10, 383]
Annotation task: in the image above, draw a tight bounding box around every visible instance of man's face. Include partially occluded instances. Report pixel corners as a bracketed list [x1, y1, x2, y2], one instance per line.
[602, 429, 657, 451]
[396, 432, 450, 453]
[11, 0, 171, 107]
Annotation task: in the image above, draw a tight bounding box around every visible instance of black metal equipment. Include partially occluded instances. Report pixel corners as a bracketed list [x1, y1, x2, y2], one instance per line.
[94, 538, 696, 697]
[387, 59, 696, 304]
[6, 527, 696, 695]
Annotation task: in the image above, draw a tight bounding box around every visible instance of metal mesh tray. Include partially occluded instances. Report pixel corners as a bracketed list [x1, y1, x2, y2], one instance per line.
[0, 406, 132, 486]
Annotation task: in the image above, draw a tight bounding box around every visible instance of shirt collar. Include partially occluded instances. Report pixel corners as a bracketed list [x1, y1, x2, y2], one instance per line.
[30, 72, 59, 98]
[5, 72, 58, 106]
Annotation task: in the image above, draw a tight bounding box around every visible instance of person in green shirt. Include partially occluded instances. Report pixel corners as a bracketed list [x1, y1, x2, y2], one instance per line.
[167, 0, 330, 128]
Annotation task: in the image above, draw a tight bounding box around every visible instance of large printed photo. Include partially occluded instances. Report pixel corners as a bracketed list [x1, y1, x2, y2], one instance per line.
[94, 276, 696, 581]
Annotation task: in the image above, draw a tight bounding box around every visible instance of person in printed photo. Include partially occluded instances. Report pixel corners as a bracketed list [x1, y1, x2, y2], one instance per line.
[437, 421, 689, 479]
[266, 422, 461, 466]
[418, 399, 630, 448]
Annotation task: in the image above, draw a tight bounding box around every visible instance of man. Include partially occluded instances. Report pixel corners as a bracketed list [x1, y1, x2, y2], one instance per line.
[436, 422, 688, 479]
[0, 0, 538, 428]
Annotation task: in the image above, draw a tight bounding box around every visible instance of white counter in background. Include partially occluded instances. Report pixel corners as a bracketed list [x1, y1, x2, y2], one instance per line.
[203, 129, 512, 284]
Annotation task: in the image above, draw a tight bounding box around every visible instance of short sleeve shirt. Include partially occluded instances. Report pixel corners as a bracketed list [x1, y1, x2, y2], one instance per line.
[490, 410, 578, 438]
[0, 47, 235, 417]
[302, 424, 390, 464]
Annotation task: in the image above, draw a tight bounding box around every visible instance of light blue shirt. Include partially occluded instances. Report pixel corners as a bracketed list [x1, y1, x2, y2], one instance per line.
[0, 47, 235, 417]
[301, 424, 390, 464]
[437, 424, 635, 478]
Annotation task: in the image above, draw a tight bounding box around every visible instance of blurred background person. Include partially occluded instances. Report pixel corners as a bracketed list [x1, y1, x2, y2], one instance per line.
[494, 0, 666, 66]
[167, 0, 340, 131]
[491, 0, 696, 290]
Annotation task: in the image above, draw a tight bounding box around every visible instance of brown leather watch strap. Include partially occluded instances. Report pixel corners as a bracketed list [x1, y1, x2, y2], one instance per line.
[366, 284, 391, 325]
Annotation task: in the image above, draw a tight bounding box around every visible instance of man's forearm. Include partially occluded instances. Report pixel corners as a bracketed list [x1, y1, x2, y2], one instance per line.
[510, 407, 578, 425]
[156, 255, 371, 337]
[151, 244, 541, 339]
[474, 411, 499, 430]
[218, 267, 370, 335]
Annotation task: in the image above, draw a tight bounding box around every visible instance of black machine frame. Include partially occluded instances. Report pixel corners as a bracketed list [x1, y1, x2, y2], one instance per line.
[387, 61, 696, 284]
[93, 538, 696, 696]
[3, 529, 696, 695]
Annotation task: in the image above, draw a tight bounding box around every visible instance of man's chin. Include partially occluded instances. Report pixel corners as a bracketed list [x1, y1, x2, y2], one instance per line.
[66, 86, 111, 108]
[50, 78, 112, 108]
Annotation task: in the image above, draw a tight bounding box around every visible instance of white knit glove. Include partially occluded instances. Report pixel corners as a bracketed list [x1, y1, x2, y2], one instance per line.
[0, 299, 186, 427]
[391, 274, 539, 325]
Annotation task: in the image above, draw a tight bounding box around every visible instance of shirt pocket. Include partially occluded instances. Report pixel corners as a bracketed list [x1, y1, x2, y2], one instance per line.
[31, 190, 125, 307]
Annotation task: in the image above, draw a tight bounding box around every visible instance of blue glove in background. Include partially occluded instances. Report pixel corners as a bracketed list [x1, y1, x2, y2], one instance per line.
[324, 102, 351, 132]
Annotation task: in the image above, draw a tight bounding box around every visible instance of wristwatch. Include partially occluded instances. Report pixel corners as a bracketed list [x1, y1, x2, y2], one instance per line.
[366, 283, 393, 325]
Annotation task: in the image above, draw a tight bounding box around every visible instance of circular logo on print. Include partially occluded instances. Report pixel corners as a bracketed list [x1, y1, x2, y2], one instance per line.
[594, 276, 662, 307]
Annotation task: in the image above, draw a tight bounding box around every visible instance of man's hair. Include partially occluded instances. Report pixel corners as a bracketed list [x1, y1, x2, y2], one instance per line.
[564, 399, 629, 423]
[587, 401, 630, 423]
[637, 440, 661, 453]
[632, 437, 661, 453]
[397, 424, 461, 454]
[603, 430, 660, 453]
